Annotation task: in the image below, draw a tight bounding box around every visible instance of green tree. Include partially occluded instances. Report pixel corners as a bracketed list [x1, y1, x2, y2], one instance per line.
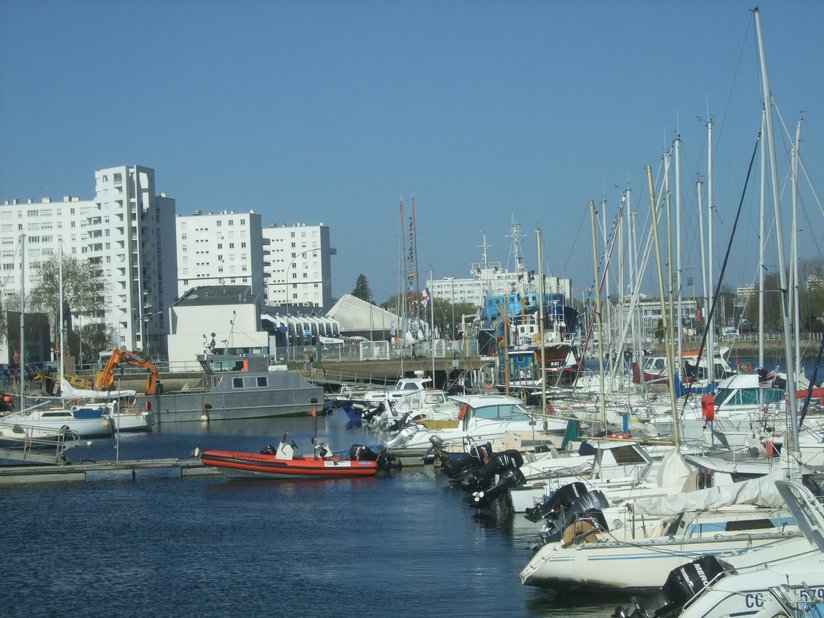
[28, 256, 107, 357]
[352, 274, 372, 301]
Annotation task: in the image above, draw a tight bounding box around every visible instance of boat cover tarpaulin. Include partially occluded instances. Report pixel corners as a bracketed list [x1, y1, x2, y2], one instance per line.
[632, 470, 788, 517]
[61, 378, 136, 399]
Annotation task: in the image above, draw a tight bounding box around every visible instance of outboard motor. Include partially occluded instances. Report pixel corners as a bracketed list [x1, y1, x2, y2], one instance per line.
[525, 481, 589, 523]
[613, 555, 733, 618]
[384, 423, 424, 450]
[541, 489, 609, 545]
[440, 441, 494, 480]
[348, 444, 394, 471]
[470, 467, 526, 509]
[458, 449, 524, 493]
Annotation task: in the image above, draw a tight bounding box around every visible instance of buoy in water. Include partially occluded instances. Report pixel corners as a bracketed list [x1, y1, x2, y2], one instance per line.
[199, 414, 209, 423]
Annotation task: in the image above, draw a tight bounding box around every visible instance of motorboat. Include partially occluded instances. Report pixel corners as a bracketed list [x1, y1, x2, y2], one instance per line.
[134, 353, 323, 423]
[358, 373, 433, 406]
[520, 472, 804, 592]
[200, 434, 391, 480]
[614, 479, 824, 618]
[384, 394, 568, 459]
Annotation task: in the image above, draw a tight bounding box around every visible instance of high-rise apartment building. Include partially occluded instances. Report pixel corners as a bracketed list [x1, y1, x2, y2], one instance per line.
[262, 223, 334, 311]
[0, 165, 177, 357]
[175, 211, 264, 301]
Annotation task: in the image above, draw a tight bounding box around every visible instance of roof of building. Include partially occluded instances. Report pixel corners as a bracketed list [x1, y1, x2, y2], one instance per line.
[175, 285, 257, 307]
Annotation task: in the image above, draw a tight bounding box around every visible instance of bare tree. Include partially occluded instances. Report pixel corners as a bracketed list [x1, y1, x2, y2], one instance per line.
[28, 256, 107, 356]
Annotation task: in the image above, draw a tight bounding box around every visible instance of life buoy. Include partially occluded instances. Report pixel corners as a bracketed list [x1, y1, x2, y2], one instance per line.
[701, 394, 715, 422]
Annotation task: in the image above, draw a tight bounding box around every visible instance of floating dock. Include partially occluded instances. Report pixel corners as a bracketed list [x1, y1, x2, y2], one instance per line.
[0, 457, 220, 485]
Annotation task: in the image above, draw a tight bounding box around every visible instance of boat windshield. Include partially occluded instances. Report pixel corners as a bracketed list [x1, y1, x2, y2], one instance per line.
[471, 403, 532, 421]
[715, 386, 783, 406]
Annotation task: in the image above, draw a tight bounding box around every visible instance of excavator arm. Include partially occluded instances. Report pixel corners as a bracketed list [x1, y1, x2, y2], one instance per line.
[94, 346, 159, 396]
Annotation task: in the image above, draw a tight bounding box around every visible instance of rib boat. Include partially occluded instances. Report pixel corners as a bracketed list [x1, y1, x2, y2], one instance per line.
[200, 435, 389, 480]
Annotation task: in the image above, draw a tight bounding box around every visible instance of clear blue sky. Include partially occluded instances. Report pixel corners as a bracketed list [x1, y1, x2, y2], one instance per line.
[2, 1, 823, 305]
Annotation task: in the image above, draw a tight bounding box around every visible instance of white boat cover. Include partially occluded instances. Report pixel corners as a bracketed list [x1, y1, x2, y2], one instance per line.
[632, 469, 787, 517]
[656, 448, 693, 489]
[61, 378, 136, 400]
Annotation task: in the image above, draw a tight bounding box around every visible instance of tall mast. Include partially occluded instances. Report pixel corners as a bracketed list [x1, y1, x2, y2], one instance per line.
[758, 111, 766, 373]
[754, 6, 799, 456]
[589, 200, 606, 432]
[674, 134, 683, 368]
[59, 244, 64, 388]
[647, 165, 680, 446]
[706, 118, 716, 383]
[697, 179, 707, 355]
[536, 228, 548, 431]
[19, 234, 26, 410]
[791, 119, 803, 380]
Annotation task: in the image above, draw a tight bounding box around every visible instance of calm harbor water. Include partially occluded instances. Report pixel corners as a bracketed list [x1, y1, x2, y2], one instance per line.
[0, 411, 621, 618]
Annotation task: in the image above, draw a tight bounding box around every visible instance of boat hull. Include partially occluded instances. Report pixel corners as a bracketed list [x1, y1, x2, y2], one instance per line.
[200, 450, 380, 479]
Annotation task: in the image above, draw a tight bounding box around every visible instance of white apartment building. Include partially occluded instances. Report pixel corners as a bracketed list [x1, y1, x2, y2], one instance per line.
[0, 165, 177, 358]
[175, 211, 264, 302]
[262, 223, 334, 311]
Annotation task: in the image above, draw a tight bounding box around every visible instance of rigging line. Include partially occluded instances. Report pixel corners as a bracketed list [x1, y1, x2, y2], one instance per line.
[681, 133, 761, 414]
[561, 204, 588, 279]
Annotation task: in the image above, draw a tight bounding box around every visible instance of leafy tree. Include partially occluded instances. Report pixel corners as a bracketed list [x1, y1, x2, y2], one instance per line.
[352, 274, 372, 301]
[28, 256, 107, 356]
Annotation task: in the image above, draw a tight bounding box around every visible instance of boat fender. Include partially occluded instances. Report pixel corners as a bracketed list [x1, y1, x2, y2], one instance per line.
[144, 400, 151, 411]
[700, 394, 715, 422]
[457, 404, 468, 421]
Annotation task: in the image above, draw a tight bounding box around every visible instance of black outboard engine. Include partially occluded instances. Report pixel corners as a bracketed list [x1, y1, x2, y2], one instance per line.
[441, 441, 494, 480]
[360, 402, 385, 423]
[386, 412, 413, 433]
[348, 444, 394, 471]
[458, 449, 525, 493]
[470, 467, 526, 508]
[613, 555, 733, 618]
[525, 481, 589, 523]
[541, 489, 609, 545]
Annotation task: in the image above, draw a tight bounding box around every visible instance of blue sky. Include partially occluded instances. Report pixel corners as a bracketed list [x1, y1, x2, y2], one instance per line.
[2, 1, 823, 305]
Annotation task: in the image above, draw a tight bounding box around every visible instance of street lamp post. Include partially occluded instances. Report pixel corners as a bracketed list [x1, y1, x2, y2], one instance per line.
[284, 247, 319, 362]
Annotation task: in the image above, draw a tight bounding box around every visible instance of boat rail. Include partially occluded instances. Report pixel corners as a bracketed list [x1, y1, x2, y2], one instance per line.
[0, 423, 80, 465]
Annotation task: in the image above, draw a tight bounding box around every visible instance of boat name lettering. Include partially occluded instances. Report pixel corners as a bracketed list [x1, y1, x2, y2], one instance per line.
[744, 593, 764, 609]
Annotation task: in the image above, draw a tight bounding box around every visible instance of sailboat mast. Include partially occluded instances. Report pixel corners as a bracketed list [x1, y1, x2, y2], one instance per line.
[758, 111, 766, 373]
[754, 6, 799, 456]
[18, 233, 26, 410]
[697, 179, 707, 352]
[589, 200, 607, 432]
[59, 244, 64, 389]
[706, 118, 716, 383]
[398, 198, 406, 372]
[791, 120, 803, 381]
[674, 134, 683, 369]
[646, 165, 680, 446]
[536, 228, 548, 431]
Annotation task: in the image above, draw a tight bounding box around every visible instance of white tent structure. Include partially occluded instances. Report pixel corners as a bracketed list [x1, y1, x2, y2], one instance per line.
[326, 294, 401, 339]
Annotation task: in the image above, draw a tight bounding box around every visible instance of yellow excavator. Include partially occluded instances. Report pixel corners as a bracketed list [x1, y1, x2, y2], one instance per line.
[94, 346, 159, 396]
